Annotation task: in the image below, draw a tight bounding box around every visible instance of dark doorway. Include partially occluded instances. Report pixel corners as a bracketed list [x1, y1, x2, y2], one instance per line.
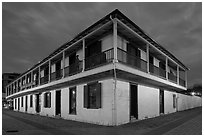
[56, 90, 61, 116]
[160, 89, 164, 114]
[36, 94, 41, 113]
[18, 98, 20, 111]
[69, 87, 76, 114]
[130, 84, 138, 119]
[25, 96, 28, 112]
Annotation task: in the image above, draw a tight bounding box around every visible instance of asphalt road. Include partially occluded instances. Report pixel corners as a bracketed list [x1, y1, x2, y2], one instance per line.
[2, 107, 202, 135]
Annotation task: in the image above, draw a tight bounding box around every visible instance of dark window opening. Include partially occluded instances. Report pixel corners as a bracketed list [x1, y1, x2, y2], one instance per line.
[21, 97, 23, 107]
[173, 94, 176, 108]
[44, 92, 51, 108]
[30, 95, 33, 107]
[84, 82, 101, 109]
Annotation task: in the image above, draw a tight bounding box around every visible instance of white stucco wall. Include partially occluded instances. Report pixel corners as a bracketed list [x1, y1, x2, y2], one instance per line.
[177, 93, 202, 111]
[115, 80, 130, 125]
[60, 79, 114, 125]
[164, 90, 177, 114]
[138, 85, 159, 119]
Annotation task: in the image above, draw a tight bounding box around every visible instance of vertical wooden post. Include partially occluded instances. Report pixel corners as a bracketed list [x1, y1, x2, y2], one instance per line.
[177, 66, 179, 85]
[113, 19, 118, 61]
[185, 71, 188, 88]
[49, 60, 51, 82]
[62, 51, 65, 78]
[146, 44, 149, 73]
[166, 57, 168, 80]
[82, 39, 85, 72]
[38, 67, 40, 85]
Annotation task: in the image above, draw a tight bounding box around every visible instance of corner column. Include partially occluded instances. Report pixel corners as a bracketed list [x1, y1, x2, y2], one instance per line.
[113, 19, 118, 62]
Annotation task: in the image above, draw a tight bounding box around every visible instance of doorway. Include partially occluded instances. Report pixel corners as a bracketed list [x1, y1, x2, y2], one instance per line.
[130, 84, 138, 120]
[55, 90, 61, 116]
[159, 89, 164, 114]
[36, 93, 41, 113]
[25, 96, 28, 112]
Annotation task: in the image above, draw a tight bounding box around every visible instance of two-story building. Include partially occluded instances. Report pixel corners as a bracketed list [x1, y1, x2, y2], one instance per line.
[6, 9, 202, 126]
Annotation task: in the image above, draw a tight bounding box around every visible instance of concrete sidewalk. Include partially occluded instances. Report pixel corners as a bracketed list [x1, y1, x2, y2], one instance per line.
[2, 107, 202, 135]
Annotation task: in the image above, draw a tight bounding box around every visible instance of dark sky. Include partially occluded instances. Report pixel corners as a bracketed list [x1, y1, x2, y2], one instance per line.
[2, 2, 202, 87]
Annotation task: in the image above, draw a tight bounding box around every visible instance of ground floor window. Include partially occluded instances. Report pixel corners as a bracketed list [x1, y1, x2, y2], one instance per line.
[173, 94, 176, 108]
[30, 95, 33, 107]
[14, 99, 17, 109]
[21, 96, 23, 107]
[69, 87, 76, 114]
[84, 82, 101, 109]
[44, 92, 51, 108]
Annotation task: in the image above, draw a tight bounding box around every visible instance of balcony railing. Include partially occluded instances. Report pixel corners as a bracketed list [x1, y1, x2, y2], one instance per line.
[168, 73, 177, 83]
[179, 78, 186, 87]
[149, 63, 166, 79]
[40, 75, 49, 85]
[50, 69, 63, 81]
[85, 48, 114, 70]
[117, 48, 147, 72]
[65, 61, 83, 77]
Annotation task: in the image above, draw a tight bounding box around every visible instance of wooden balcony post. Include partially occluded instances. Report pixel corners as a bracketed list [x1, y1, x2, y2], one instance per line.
[146, 44, 149, 73]
[49, 60, 51, 82]
[113, 19, 118, 61]
[166, 57, 168, 80]
[38, 67, 40, 85]
[82, 39, 85, 72]
[177, 66, 179, 85]
[185, 71, 187, 88]
[62, 51, 65, 78]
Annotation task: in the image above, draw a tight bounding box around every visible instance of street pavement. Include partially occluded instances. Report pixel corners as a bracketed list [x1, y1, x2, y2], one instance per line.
[2, 107, 202, 135]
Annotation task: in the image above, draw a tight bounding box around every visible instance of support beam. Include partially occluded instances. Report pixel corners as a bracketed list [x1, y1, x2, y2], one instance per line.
[82, 39, 85, 72]
[166, 57, 168, 80]
[177, 66, 179, 85]
[146, 44, 149, 73]
[113, 19, 118, 61]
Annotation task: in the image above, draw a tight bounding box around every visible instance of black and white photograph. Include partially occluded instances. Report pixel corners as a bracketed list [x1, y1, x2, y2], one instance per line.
[2, 2, 202, 135]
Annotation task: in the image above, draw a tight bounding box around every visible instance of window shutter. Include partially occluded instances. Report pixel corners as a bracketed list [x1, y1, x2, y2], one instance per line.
[84, 85, 88, 108]
[96, 83, 102, 108]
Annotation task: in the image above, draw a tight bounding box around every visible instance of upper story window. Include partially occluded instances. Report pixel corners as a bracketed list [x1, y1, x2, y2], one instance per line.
[84, 82, 101, 109]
